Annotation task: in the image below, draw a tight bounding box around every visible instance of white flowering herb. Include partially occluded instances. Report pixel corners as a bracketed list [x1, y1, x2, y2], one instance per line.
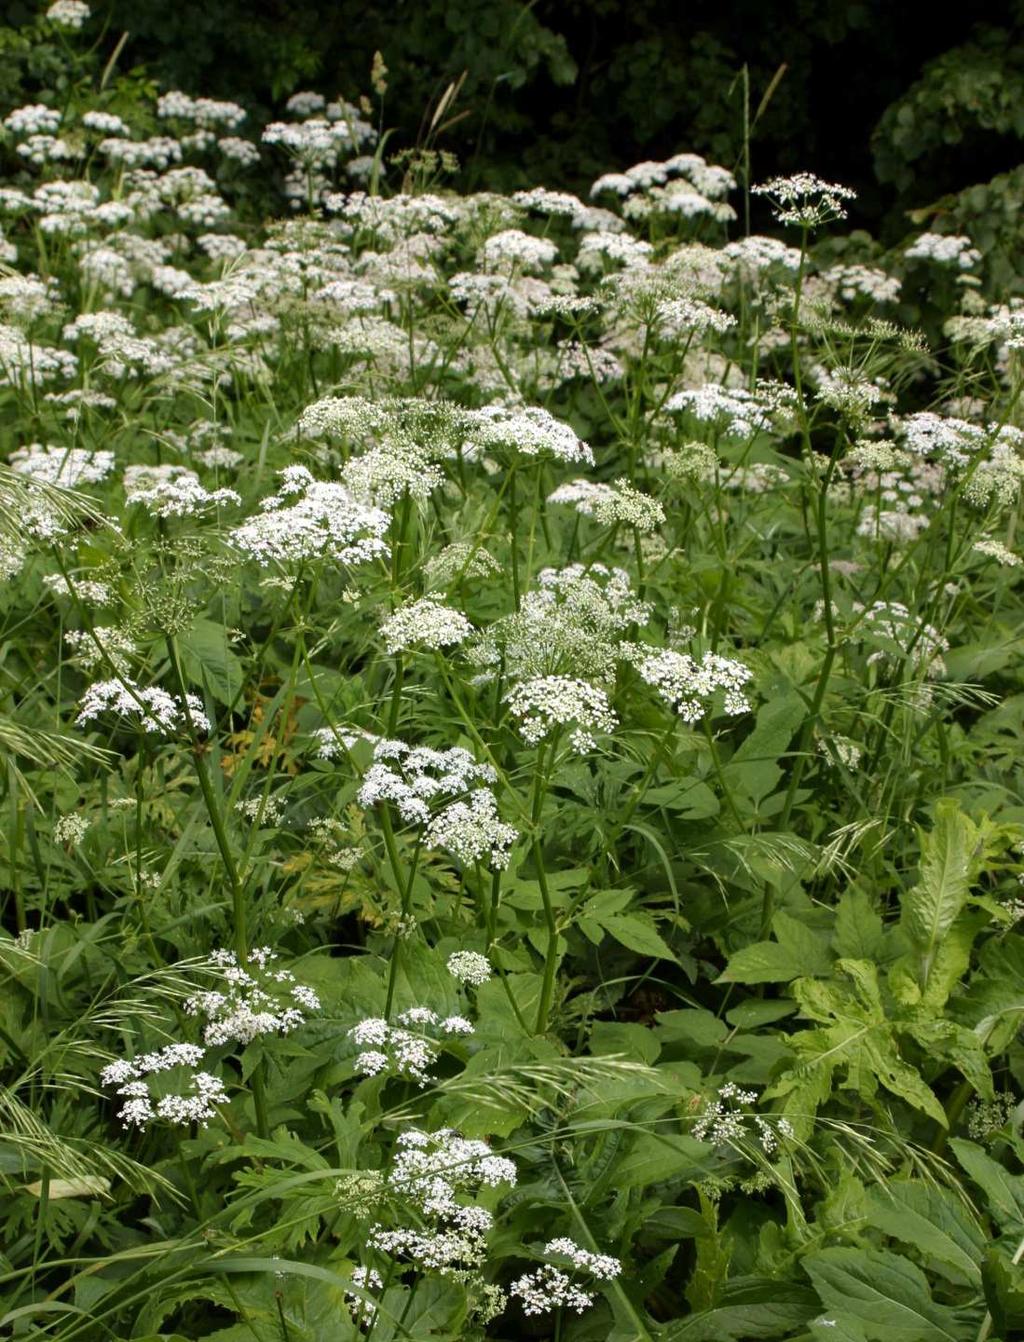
[100, 1043, 227, 1130]
[184, 947, 320, 1047]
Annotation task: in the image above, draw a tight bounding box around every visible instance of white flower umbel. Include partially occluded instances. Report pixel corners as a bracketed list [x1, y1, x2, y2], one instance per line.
[46, 1, 90, 29]
[547, 478, 665, 532]
[185, 947, 320, 1047]
[366, 1127, 515, 1286]
[634, 648, 753, 722]
[124, 463, 240, 518]
[446, 950, 492, 986]
[379, 597, 473, 654]
[504, 675, 617, 753]
[76, 678, 211, 736]
[345, 1266, 382, 1326]
[10, 443, 114, 487]
[905, 232, 981, 270]
[100, 1042, 226, 1130]
[752, 173, 856, 228]
[509, 1237, 621, 1318]
[356, 739, 497, 826]
[692, 1081, 795, 1154]
[348, 1010, 473, 1086]
[424, 789, 518, 869]
[230, 465, 390, 567]
[462, 404, 593, 466]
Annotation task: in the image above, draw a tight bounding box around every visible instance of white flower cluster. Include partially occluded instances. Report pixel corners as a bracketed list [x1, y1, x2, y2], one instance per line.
[76, 679, 211, 735]
[446, 950, 492, 986]
[357, 739, 517, 867]
[823, 263, 901, 304]
[752, 173, 856, 228]
[157, 91, 246, 131]
[462, 404, 593, 465]
[46, 0, 90, 29]
[230, 465, 390, 567]
[184, 947, 320, 1047]
[424, 789, 519, 869]
[547, 478, 665, 532]
[366, 1127, 514, 1297]
[509, 1237, 621, 1317]
[974, 537, 1022, 567]
[479, 228, 558, 273]
[348, 1010, 473, 1086]
[656, 296, 736, 337]
[905, 233, 981, 269]
[4, 104, 62, 136]
[692, 1082, 795, 1154]
[504, 675, 617, 753]
[344, 1266, 383, 1326]
[856, 600, 949, 678]
[124, 463, 241, 517]
[635, 648, 753, 721]
[378, 597, 473, 654]
[10, 442, 114, 487]
[53, 812, 90, 846]
[0, 321, 78, 385]
[722, 234, 802, 276]
[357, 739, 495, 825]
[664, 383, 774, 438]
[100, 1042, 227, 1130]
[472, 563, 650, 686]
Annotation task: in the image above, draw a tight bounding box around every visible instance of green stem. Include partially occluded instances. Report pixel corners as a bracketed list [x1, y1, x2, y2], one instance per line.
[380, 806, 421, 1018]
[165, 636, 247, 961]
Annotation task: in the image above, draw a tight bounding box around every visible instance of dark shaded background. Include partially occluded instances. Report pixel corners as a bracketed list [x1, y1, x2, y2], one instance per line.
[7, 0, 1024, 236]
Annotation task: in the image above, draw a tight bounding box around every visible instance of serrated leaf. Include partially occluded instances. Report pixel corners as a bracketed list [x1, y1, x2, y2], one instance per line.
[720, 911, 832, 983]
[899, 800, 980, 995]
[598, 912, 676, 961]
[833, 888, 885, 961]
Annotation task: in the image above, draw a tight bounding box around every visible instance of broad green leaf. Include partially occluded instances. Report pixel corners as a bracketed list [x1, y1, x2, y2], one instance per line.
[179, 617, 244, 706]
[950, 1138, 1024, 1231]
[833, 888, 885, 961]
[720, 911, 832, 983]
[899, 800, 981, 995]
[983, 1243, 1024, 1337]
[598, 911, 676, 961]
[722, 693, 806, 805]
[803, 1247, 964, 1341]
[663, 1277, 818, 1339]
[865, 1180, 985, 1286]
[613, 1131, 710, 1191]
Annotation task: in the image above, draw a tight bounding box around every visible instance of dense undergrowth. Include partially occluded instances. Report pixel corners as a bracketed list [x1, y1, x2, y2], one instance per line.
[3, 5, 1024, 1340]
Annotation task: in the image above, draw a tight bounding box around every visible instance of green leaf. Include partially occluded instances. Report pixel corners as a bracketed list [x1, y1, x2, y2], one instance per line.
[720, 911, 832, 983]
[179, 617, 244, 706]
[613, 1132, 710, 1191]
[898, 800, 981, 996]
[722, 693, 806, 805]
[833, 888, 885, 961]
[950, 1138, 1024, 1231]
[803, 1247, 965, 1341]
[663, 1277, 818, 1339]
[865, 1180, 985, 1286]
[598, 912, 676, 961]
[983, 1243, 1024, 1337]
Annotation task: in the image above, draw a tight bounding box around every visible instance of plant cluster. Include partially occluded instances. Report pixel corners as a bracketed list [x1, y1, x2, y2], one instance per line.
[3, 8, 1024, 1341]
